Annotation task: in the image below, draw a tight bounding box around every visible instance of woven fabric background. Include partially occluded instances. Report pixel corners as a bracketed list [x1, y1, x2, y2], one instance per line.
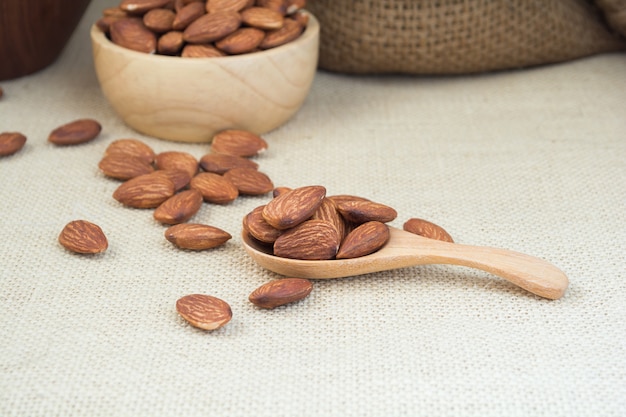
[1, 1, 625, 416]
[307, 0, 626, 74]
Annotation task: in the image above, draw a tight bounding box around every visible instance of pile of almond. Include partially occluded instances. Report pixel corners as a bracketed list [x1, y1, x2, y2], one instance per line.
[97, 0, 309, 57]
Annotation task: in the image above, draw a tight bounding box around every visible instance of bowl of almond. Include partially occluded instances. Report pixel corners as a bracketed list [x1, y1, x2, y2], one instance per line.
[91, 0, 319, 143]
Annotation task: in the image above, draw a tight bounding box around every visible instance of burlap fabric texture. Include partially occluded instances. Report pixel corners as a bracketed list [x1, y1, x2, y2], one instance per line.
[307, 0, 626, 74]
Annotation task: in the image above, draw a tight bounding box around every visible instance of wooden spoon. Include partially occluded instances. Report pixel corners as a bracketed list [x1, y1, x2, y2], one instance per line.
[241, 226, 569, 300]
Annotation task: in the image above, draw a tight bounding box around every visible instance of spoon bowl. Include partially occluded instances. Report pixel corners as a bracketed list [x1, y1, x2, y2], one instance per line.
[242, 226, 569, 299]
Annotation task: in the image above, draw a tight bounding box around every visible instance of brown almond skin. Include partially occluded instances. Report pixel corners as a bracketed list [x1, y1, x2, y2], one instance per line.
[143, 8, 175, 33]
[199, 153, 258, 174]
[257, 0, 287, 15]
[151, 169, 192, 191]
[215, 27, 265, 55]
[119, 0, 172, 14]
[154, 189, 203, 224]
[243, 205, 282, 243]
[176, 294, 232, 330]
[336, 221, 390, 259]
[110, 18, 157, 54]
[98, 154, 155, 180]
[172, 2, 205, 31]
[155, 151, 198, 178]
[182, 11, 242, 44]
[273, 220, 340, 260]
[165, 223, 232, 250]
[259, 18, 303, 49]
[189, 172, 239, 204]
[241, 7, 284, 30]
[311, 197, 345, 240]
[157, 30, 185, 55]
[262, 185, 325, 230]
[0, 132, 27, 156]
[104, 138, 155, 164]
[335, 200, 397, 224]
[181, 44, 226, 58]
[210, 129, 268, 157]
[403, 218, 454, 243]
[272, 186, 292, 198]
[223, 167, 273, 195]
[113, 172, 175, 208]
[48, 119, 102, 146]
[249, 278, 313, 309]
[58, 220, 108, 254]
[206, 0, 250, 13]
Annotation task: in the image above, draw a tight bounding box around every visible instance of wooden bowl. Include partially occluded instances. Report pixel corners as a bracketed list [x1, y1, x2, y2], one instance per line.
[90, 14, 319, 143]
[0, 0, 92, 81]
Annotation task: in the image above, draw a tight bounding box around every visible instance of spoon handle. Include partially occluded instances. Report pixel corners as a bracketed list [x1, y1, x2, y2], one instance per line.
[399, 234, 569, 299]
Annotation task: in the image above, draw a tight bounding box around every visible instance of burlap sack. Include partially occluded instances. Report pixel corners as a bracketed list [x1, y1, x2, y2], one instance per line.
[307, 0, 626, 74]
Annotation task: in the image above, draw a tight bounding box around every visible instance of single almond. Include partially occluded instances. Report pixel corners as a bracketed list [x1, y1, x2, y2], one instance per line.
[273, 219, 340, 260]
[240, 7, 284, 30]
[48, 119, 102, 146]
[215, 27, 265, 54]
[189, 172, 239, 204]
[205, 0, 250, 13]
[103, 7, 128, 17]
[157, 30, 185, 54]
[181, 44, 226, 57]
[172, 1, 205, 30]
[155, 151, 198, 178]
[403, 218, 454, 243]
[243, 205, 282, 243]
[336, 221, 389, 259]
[165, 223, 232, 250]
[104, 138, 155, 164]
[223, 167, 273, 195]
[119, 0, 172, 14]
[176, 294, 232, 330]
[113, 172, 175, 208]
[311, 197, 345, 240]
[143, 8, 175, 33]
[256, 0, 287, 15]
[58, 220, 108, 254]
[199, 153, 258, 174]
[151, 169, 192, 191]
[210, 129, 268, 157]
[182, 11, 242, 44]
[327, 194, 370, 205]
[110, 18, 157, 53]
[335, 200, 397, 224]
[262, 185, 325, 230]
[0, 132, 27, 156]
[98, 154, 155, 180]
[153, 189, 203, 224]
[259, 18, 302, 49]
[249, 278, 313, 309]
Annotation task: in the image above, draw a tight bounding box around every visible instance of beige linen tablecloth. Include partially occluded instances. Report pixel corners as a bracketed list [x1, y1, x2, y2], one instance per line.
[1, 1, 625, 416]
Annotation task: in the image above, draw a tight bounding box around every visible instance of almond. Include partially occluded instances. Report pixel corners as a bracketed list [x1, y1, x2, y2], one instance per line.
[259, 18, 302, 49]
[153, 189, 203, 224]
[104, 138, 155, 164]
[151, 169, 192, 191]
[272, 186, 292, 198]
[181, 44, 226, 57]
[165, 223, 232, 250]
[403, 218, 454, 243]
[0, 132, 27, 156]
[119, 0, 172, 14]
[48, 119, 102, 146]
[172, 1, 205, 30]
[96, 15, 125, 34]
[240, 7, 284, 30]
[199, 153, 259, 174]
[113, 172, 175, 208]
[157, 30, 185, 55]
[155, 151, 198, 178]
[103, 7, 129, 17]
[215, 27, 265, 54]
[256, 0, 287, 15]
[311, 197, 345, 240]
[262, 185, 325, 230]
[176, 294, 232, 330]
[335, 199, 397, 224]
[205, 0, 250, 13]
[58, 220, 108, 254]
[189, 172, 239, 204]
[223, 167, 273, 195]
[210, 129, 268, 157]
[249, 278, 313, 309]
[327, 194, 370, 205]
[98, 154, 155, 180]
[143, 8, 175, 33]
[182, 11, 242, 44]
[243, 205, 282, 243]
[336, 221, 389, 259]
[274, 220, 340, 260]
[110, 18, 157, 53]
